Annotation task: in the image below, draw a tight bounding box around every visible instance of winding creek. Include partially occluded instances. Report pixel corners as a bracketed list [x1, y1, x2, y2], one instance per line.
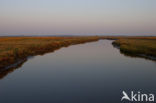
[0, 40, 156, 103]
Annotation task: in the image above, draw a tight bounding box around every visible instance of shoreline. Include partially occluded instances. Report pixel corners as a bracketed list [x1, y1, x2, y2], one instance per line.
[112, 41, 156, 61]
[0, 36, 156, 70]
[0, 37, 100, 70]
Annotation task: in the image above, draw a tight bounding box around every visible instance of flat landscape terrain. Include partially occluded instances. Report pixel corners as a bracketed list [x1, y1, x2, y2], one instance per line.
[0, 36, 100, 69]
[112, 37, 156, 59]
[0, 36, 156, 69]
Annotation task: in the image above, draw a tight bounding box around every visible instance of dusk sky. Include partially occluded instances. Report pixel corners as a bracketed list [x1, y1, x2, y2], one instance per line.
[0, 0, 156, 36]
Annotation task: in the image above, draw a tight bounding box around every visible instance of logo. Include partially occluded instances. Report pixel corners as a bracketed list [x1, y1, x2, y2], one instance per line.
[121, 91, 155, 102]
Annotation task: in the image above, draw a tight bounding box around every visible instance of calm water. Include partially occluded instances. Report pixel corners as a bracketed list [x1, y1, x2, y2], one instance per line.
[0, 40, 156, 103]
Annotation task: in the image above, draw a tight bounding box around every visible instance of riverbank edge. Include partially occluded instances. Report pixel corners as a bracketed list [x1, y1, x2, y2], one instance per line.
[0, 37, 100, 70]
[112, 41, 156, 61]
[1, 37, 156, 70]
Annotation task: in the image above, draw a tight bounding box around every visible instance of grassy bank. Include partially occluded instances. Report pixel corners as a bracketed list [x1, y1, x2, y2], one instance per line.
[0, 36, 156, 69]
[112, 37, 156, 59]
[0, 36, 100, 69]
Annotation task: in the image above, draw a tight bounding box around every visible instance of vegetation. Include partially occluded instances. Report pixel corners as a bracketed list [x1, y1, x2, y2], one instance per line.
[0, 36, 100, 69]
[0, 36, 156, 70]
[112, 37, 156, 59]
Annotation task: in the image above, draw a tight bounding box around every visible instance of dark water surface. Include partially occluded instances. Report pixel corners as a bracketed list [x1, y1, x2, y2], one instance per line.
[0, 40, 156, 103]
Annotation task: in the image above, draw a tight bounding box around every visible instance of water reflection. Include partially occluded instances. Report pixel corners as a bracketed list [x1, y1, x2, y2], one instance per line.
[0, 40, 156, 103]
[113, 44, 156, 62]
[111, 41, 156, 62]
[0, 40, 155, 80]
[0, 59, 26, 79]
[0, 41, 97, 79]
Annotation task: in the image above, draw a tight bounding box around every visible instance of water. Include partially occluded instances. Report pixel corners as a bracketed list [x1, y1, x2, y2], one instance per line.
[0, 40, 156, 103]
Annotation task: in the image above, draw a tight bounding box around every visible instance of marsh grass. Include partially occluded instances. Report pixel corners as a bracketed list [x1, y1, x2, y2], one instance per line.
[0, 36, 100, 69]
[112, 38, 156, 58]
[0, 36, 156, 69]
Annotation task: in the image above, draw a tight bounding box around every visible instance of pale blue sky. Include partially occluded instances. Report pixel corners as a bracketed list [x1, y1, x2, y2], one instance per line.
[0, 0, 156, 36]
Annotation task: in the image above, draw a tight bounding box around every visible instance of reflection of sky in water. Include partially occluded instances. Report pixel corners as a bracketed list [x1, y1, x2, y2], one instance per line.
[0, 40, 156, 103]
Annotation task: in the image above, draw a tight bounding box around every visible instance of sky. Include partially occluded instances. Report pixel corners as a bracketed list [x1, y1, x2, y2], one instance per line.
[0, 0, 156, 36]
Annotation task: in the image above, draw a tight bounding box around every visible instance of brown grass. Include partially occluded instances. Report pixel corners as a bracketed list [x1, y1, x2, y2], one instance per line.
[0, 36, 156, 69]
[112, 37, 156, 58]
[0, 36, 100, 69]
